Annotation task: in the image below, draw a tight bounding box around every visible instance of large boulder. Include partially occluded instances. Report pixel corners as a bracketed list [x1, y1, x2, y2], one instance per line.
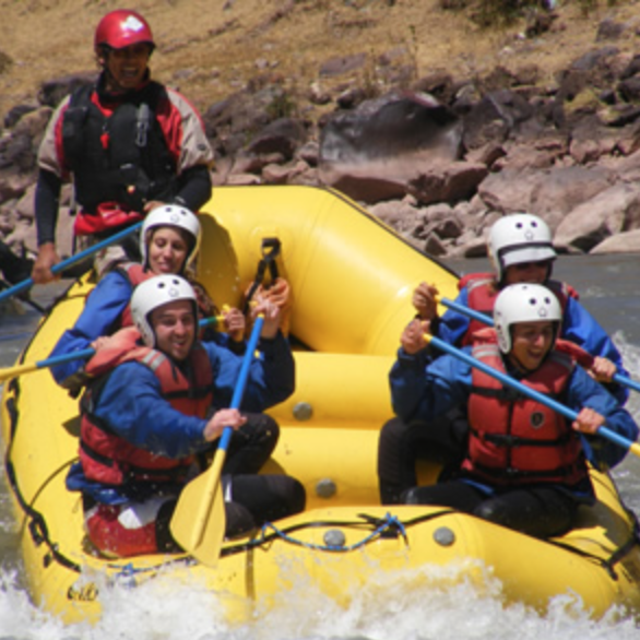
[246, 117, 307, 161]
[478, 165, 615, 230]
[590, 228, 640, 253]
[461, 89, 539, 151]
[555, 182, 640, 252]
[203, 81, 298, 158]
[320, 90, 462, 165]
[408, 161, 488, 206]
[319, 91, 464, 203]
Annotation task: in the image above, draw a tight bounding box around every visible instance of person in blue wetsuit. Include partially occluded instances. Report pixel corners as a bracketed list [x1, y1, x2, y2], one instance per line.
[384, 283, 638, 537]
[49, 204, 246, 391]
[66, 274, 305, 558]
[378, 212, 630, 504]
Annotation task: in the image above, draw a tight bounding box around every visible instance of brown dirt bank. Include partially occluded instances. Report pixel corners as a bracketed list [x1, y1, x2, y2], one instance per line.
[1, 0, 639, 121]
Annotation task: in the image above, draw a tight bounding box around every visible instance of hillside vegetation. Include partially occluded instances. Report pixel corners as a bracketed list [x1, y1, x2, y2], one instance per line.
[1, 0, 639, 121]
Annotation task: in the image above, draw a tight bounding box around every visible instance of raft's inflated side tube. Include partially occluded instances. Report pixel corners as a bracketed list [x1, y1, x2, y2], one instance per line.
[272, 352, 394, 428]
[198, 185, 459, 356]
[264, 351, 397, 507]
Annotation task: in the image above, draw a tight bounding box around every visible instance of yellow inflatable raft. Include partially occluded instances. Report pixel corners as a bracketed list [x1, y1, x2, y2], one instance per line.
[2, 185, 640, 624]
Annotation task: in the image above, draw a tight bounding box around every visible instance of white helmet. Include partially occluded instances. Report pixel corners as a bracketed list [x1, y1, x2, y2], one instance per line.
[140, 204, 201, 273]
[493, 283, 562, 353]
[130, 274, 197, 347]
[489, 213, 556, 282]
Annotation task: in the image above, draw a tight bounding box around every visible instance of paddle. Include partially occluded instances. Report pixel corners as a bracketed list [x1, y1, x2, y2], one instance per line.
[170, 314, 265, 566]
[433, 294, 640, 395]
[0, 222, 143, 305]
[423, 332, 640, 458]
[0, 313, 223, 383]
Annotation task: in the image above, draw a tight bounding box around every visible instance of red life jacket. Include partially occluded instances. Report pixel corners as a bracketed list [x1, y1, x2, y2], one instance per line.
[458, 273, 579, 346]
[79, 327, 213, 487]
[463, 328, 588, 486]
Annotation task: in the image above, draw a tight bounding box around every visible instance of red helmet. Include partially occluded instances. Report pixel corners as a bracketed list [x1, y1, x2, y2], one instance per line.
[94, 10, 155, 51]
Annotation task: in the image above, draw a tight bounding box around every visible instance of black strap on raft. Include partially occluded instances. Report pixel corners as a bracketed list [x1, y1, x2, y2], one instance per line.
[4, 456, 82, 573]
[219, 510, 453, 558]
[546, 507, 640, 581]
[243, 238, 281, 314]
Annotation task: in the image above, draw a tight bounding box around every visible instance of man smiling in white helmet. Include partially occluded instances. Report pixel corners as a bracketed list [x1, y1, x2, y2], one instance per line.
[66, 274, 304, 558]
[383, 283, 638, 537]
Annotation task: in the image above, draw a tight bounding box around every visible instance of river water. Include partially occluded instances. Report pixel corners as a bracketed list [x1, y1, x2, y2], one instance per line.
[1, 253, 639, 640]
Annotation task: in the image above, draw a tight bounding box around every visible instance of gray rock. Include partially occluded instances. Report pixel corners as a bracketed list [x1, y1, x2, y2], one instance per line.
[408, 161, 488, 206]
[319, 53, 367, 78]
[37, 71, 97, 108]
[320, 91, 462, 165]
[590, 228, 640, 253]
[555, 182, 640, 252]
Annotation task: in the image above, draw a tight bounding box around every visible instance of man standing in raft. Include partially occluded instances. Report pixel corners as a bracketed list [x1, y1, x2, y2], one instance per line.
[378, 212, 630, 504]
[66, 274, 305, 557]
[32, 9, 213, 283]
[386, 283, 638, 537]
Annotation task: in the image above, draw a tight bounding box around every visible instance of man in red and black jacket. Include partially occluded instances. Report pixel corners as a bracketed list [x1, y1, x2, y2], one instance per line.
[32, 9, 214, 283]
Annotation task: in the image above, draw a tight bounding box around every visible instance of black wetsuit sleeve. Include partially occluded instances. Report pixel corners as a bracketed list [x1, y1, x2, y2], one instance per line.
[35, 168, 62, 246]
[174, 164, 212, 212]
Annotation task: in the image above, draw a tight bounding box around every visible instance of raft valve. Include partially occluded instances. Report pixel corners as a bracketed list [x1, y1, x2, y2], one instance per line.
[293, 401, 313, 421]
[433, 527, 456, 547]
[316, 478, 337, 498]
[324, 529, 346, 548]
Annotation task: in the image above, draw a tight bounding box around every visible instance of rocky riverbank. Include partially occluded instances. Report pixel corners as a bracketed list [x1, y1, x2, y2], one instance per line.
[1, 7, 640, 266]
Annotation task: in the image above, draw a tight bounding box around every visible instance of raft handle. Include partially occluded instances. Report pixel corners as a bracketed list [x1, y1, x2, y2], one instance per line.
[28, 517, 45, 546]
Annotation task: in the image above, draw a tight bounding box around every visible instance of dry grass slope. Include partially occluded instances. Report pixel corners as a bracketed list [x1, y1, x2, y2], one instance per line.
[0, 0, 638, 121]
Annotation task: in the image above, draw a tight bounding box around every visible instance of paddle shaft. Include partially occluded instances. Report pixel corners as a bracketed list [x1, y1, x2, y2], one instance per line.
[424, 333, 640, 457]
[436, 295, 640, 394]
[187, 314, 264, 550]
[0, 221, 143, 305]
[0, 314, 222, 382]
